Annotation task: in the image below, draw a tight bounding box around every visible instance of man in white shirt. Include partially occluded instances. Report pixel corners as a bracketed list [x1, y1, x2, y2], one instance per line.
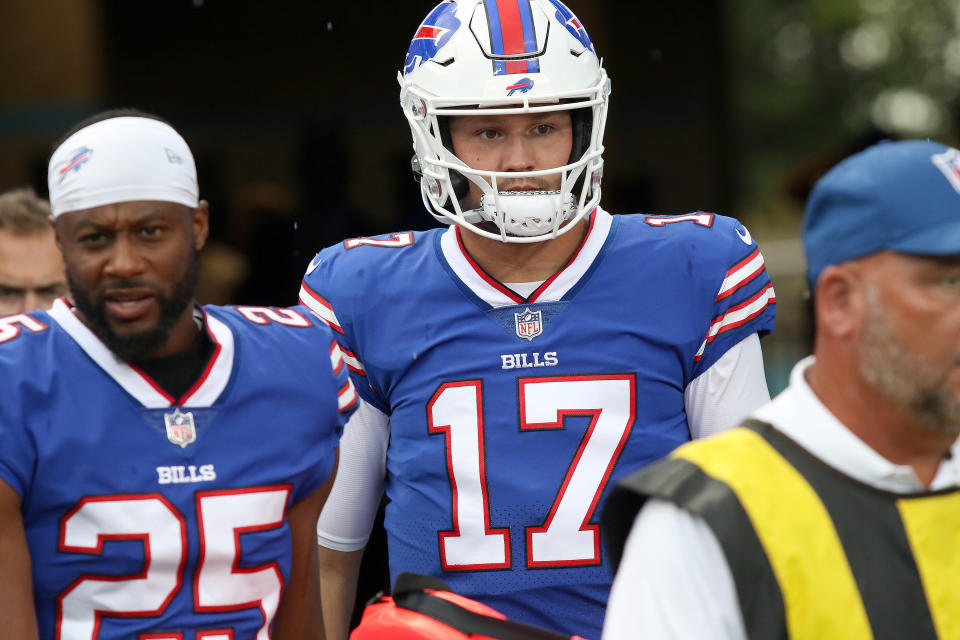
[601, 139, 960, 640]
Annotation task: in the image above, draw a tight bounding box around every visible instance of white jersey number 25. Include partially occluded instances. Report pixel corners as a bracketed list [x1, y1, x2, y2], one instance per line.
[58, 487, 289, 640]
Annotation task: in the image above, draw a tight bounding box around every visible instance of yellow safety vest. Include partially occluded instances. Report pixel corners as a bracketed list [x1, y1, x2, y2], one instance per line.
[602, 421, 960, 640]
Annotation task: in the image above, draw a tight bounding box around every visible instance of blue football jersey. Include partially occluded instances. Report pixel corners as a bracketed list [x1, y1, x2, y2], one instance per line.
[0, 300, 357, 640]
[300, 209, 775, 638]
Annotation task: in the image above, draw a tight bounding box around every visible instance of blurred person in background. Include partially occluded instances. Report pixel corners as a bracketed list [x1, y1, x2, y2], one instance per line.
[0, 188, 67, 315]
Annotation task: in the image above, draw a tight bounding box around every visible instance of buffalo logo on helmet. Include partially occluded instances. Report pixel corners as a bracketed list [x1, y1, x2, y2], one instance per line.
[56, 146, 93, 184]
[506, 77, 535, 96]
[548, 0, 593, 52]
[404, 1, 462, 75]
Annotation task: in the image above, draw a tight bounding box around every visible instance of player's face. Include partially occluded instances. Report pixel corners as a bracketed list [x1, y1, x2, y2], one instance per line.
[856, 252, 960, 434]
[55, 200, 209, 361]
[0, 227, 68, 315]
[448, 111, 573, 209]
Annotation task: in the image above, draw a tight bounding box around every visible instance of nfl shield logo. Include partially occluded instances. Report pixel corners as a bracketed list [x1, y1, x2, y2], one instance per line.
[514, 307, 543, 341]
[932, 147, 960, 194]
[164, 408, 197, 448]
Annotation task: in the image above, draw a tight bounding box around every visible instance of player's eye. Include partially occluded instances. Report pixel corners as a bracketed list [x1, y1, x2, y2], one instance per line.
[0, 286, 22, 299]
[78, 232, 107, 245]
[477, 128, 500, 140]
[37, 285, 67, 297]
[532, 124, 554, 136]
[140, 225, 164, 238]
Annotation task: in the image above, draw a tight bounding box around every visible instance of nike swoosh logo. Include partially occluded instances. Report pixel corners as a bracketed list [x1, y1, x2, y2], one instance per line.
[306, 254, 323, 275]
[736, 226, 752, 246]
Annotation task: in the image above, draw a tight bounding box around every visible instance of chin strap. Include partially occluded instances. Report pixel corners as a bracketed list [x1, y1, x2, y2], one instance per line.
[467, 190, 576, 237]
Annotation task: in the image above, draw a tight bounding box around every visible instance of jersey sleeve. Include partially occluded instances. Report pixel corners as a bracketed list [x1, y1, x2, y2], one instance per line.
[224, 304, 360, 505]
[0, 407, 32, 499]
[0, 332, 41, 498]
[287, 324, 360, 504]
[316, 398, 389, 550]
[691, 218, 776, 378]
[299, 249, 388, 415]
[684, 334, 770, 439]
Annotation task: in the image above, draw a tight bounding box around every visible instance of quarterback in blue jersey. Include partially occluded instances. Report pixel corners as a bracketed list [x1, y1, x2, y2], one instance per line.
[0, 112, 358, 640]
[306, 2, 775, 639]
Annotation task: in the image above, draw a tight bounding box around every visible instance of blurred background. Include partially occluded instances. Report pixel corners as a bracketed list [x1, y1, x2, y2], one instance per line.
[3, 0, 959, 392]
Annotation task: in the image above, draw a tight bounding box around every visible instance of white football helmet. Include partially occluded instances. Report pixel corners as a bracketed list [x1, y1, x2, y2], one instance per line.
[399, 0, 611, 243]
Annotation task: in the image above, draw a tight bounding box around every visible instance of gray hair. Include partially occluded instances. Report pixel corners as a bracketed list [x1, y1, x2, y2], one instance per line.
[0, 187, 53, 234]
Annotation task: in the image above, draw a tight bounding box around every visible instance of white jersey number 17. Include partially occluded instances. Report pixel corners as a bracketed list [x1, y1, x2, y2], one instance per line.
[427, 374, 636, 570]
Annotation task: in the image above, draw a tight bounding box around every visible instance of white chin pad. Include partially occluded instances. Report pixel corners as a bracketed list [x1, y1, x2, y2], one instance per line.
[480, 190, 575, 237]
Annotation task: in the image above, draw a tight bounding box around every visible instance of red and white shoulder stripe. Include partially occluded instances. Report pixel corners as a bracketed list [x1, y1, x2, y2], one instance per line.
[299, 282, 343, 334]
[715, 247, 766, 302]
[330, 340, 360, 413]
[300, 282, 368, 377]
[337, 379, 359, 413]
[338, 344, 366, 375]
[695, 283, 776, 362]
[329, 340, 345, 375]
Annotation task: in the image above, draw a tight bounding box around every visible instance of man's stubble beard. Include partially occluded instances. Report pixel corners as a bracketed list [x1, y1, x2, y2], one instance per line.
[857, 287, 960, 435]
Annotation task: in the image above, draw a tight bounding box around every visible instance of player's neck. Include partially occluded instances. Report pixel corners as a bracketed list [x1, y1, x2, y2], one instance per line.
[149, 303, 205, 359]
[458, 219, 589, 283]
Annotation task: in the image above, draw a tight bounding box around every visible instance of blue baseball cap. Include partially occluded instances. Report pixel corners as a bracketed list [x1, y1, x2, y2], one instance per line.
[803, 139, 960, 290]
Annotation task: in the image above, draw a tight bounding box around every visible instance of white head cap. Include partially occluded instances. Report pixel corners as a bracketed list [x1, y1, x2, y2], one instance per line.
[47, 116, 199, 218]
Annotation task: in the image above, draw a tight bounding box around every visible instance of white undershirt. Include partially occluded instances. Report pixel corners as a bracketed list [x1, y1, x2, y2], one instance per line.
[316, 334, 770, 551]
[504, 280, 543, 298]
[602, 356, 960, 640]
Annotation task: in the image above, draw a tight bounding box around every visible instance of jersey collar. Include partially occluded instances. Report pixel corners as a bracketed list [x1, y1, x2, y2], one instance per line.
[48, 298, 235, 409]
[439, 208, 613, 308]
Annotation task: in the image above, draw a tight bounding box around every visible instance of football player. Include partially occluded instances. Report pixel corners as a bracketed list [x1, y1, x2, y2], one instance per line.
[303, 1, 776, 638]
[0, 111, 358, 639]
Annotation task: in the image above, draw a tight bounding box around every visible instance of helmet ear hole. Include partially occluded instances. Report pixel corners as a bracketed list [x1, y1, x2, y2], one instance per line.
[436, 116, 470, 200]
[410, 154, 422, 183]
[449, 170, 469, 200]
[568, 106, 593, 164]
[569, 105, 593, 196]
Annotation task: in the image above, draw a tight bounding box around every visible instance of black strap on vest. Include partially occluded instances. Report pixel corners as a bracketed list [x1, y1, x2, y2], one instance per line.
[390, 573, 572, 640]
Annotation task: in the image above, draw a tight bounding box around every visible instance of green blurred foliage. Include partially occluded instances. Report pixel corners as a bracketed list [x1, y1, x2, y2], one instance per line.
[728, 0, 960, 219]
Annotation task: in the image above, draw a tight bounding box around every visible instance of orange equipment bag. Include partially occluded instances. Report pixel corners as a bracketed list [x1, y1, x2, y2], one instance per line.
[350, 573, 588, 640]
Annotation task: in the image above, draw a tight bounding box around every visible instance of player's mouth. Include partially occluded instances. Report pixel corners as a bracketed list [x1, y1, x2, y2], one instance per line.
[500, 183, 542, 192]
[102, 288, 157, 322]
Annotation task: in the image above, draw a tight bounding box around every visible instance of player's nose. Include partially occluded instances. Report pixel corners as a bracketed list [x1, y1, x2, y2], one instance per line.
[103, 235, 146, 277]
[500, 135, 536, 173]
[22, 291, 42, 313]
